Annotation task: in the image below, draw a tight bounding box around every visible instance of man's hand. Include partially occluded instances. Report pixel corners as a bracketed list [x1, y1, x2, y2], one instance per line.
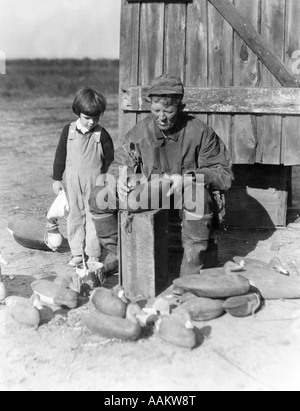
[117, 179, 131, 202]
[166, 174, 183, 197]
[117, 167, 131, 203]
[53, 181, 64, 195]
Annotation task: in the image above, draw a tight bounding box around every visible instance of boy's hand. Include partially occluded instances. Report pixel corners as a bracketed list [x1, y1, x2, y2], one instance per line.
[53, 181, 64, 195]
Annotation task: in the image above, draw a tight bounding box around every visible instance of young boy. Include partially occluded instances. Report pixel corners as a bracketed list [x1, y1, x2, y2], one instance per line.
[53, 88, 114, 267]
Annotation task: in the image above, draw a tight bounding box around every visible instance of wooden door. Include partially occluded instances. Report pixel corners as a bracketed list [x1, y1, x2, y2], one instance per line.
[119, 0, 300, 226]
[121, 0, 300, 166]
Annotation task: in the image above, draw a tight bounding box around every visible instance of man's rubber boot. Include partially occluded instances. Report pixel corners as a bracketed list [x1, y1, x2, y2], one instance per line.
[92, 213, 119, 276]
[180, 210, 215, 277]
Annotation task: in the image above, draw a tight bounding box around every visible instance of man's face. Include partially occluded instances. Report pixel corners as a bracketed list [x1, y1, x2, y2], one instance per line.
[151, 100, 181, 132]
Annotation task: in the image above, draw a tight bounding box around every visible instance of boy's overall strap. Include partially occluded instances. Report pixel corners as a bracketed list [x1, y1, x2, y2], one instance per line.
[93, 124, 102, 143]
[68, 122, 102, 142]
[68, 122, 77, 140]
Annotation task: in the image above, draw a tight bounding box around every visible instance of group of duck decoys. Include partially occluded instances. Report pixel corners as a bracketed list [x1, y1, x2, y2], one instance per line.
[0, 254, 42, 329]
[0, 250, 296, 349]
[0, 253, 79, 329]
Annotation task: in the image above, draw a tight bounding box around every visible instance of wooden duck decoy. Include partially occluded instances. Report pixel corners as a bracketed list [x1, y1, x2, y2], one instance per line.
[173, 296, 225, 322]
[5, 294, 43, 328]
[223, 261, 245, 274]
[54, 273, 81, 293]
[31, 280, 79, 309]
[91, 286, 129, 318]
[81, 303, 143, 341]
[173, 264, 250, 299]
[233, 256, 289, 276]
[7, 219, 63, 252]
[231, 257, 300, 300]
[223, 293, 262, 318]
[0, 254, 8, 303]
[156, 312, 197, 349]
[269, 257, 289, 276]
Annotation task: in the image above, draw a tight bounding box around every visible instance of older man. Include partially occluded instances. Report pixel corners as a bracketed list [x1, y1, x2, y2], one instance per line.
[89, 74, 233, 277]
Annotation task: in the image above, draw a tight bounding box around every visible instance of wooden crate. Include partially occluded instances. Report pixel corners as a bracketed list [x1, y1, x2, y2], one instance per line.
[225, 165, 288, 228]
[119, 210, 169, 300]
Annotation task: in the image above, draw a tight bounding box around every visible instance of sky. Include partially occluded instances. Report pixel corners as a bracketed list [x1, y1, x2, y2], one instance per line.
[0, 0, 121, 59]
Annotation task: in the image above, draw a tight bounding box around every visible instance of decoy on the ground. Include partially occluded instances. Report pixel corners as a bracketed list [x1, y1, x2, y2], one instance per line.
[223, 260, 245, 274]
[231, 257, 300, 300]
[173, 264, 250, 299]
[81, 303, 143, 341]
[5, 294, 43, 328]
[234, 256, 289, 276]
[91, 286, 129, 318]
[269, 257, 290, 276]
[224, 293, 262, 318]
[173, 296, 225, 322]
[156, 312, 197, 349]
[7, 219, 64, 252]
[54, 273, 81, 293]
[31, 280, 79, 309]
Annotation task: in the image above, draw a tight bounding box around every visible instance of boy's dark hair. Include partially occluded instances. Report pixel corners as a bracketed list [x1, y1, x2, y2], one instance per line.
[72, 88, 107, 117]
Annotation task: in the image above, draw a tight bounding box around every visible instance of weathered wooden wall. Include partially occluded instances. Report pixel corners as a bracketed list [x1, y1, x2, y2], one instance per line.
[120, 0, 300, 166]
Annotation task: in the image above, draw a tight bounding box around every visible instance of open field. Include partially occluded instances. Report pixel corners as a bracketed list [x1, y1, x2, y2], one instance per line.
[0, 60, 300, 392]
[0, 59, 119, 98]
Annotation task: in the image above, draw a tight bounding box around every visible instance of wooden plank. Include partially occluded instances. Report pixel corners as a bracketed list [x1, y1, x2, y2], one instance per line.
[139, 2, 165, 85]
[208, 0, 300, 87]
[121, 86, 300, 115]
[282, 0, 300, 165]
[119, 0, 140, 141]
[164, 2, 187, 79]
[233, 0, 260, 89]
[119, 210, 169, 300]
[209, 115, 232, 155]
[257, 0, 285, 165]
[208, 0, 233, 153]
[186, 0, 208, 125]
[232, 116, 258, 164]
[232, 0, 259, 164]
[137, 2, 165, 126]
[208, 0, 233, 88]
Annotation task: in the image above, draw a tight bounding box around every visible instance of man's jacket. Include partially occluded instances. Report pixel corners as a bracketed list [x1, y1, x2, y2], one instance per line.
[109, 113, 233, 192]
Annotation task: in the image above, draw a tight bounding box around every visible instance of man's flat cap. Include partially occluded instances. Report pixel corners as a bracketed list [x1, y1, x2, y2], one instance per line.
[148, 74, 184, 97]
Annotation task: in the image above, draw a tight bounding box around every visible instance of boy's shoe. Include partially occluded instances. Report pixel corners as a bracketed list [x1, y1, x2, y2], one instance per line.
[68, 256, 83, 267]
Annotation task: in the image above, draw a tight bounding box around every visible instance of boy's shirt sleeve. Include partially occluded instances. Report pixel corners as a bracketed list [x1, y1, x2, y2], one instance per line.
[52, 125, 69, 181]
[101, 128, 115, 174]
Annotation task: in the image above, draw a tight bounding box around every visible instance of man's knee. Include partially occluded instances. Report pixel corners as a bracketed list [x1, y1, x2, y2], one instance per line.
[92, 213, 118, 238]
[89, 185, 118, 215]
[183, 185, 213, 216]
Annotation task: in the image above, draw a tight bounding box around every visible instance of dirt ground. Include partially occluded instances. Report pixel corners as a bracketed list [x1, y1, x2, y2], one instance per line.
[1, 96, 300, 392]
